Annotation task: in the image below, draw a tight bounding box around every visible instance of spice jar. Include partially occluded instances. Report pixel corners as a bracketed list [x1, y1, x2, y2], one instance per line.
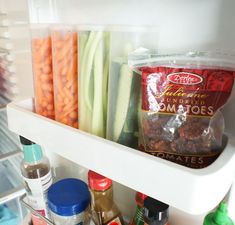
[143, 197, 169, 225]
[48, 178, 91, 225]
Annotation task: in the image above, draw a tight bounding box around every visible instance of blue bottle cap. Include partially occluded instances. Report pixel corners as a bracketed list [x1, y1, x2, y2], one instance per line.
[48, 178, 91, 216]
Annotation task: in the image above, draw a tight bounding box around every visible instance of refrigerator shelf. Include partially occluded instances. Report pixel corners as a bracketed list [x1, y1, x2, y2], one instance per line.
[7, 98, 235, 215]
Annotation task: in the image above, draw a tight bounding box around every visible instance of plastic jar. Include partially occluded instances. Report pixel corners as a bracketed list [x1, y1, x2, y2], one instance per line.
[31, 25, 55, 119]
[47, 178, 91, 225]
[51, 26, 78, 128]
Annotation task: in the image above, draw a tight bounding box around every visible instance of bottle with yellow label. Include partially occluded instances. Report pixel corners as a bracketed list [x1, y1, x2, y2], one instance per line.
[143, 197, 169, 225]
[88, 170, 124, 225]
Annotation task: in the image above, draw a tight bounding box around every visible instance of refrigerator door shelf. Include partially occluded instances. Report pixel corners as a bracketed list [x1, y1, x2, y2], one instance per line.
[7, 98, 235, 215]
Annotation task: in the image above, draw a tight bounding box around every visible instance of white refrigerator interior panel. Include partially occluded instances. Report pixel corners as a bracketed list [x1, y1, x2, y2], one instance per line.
[28, 0, 235, 52]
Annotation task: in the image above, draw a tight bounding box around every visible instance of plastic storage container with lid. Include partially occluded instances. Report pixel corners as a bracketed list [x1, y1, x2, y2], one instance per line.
[47, 178, 91, 225]
[51, 25, 78, 128]
[31, 25, 55, 119]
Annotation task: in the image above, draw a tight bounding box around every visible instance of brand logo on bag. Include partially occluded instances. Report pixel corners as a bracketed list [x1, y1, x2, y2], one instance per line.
[167, 72, 203, 85]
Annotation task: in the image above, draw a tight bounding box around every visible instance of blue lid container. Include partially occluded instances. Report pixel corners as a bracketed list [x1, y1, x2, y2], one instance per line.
[48, 178, 91, 216]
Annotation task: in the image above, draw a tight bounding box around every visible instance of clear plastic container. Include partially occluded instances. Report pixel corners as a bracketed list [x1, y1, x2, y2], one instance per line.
[31, 25, 55, 119]
[51, 26, 78, 128]
[48, 178, 91, 225]
[107, 26, 158, 149]
[78, 25, 110, 137]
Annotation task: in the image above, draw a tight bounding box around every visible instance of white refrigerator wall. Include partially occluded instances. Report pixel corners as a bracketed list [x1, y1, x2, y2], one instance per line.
[5, 0, 235, 224]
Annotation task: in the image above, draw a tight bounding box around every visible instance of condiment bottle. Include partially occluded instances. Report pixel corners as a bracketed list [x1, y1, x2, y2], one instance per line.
[47, 178, 91, 225]
[20, 136, 52, 225]
[130, 192, 147, 225]
[143, 197, 169, 225]
[88, 170, 124, 225]
[203, 202, 234, 225]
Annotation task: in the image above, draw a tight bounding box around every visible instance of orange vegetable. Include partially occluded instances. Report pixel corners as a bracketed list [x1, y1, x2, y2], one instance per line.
[32, 36, 55, 119]
[51, 29, 78, 128]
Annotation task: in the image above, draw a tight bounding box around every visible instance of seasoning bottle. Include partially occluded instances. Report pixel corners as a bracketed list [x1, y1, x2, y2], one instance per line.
[88, 170, 124, 225]
[47, 178, 91, 225]
[143, 197, 169, 225]
[130, 192, 147, 225]
[20, 136, 52, 225]
[203, 202, 234, 225]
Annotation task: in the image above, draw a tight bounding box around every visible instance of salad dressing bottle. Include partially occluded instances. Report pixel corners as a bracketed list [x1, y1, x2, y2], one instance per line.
[20, 136, 52, 225]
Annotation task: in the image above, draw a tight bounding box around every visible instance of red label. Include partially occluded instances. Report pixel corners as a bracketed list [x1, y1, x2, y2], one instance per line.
[142, 67, 234, 117]
[167, 72, 203, 85]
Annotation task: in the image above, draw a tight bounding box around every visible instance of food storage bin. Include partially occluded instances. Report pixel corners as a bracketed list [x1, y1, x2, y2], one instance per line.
[78, 25, 110, 137]
[51, 25, 78, 128]
[31, 25, 55, 119]
[48, 178, 91, 225]
[107, 26, 158, 149]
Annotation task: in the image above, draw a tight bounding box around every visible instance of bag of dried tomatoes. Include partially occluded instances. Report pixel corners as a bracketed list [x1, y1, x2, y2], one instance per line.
[129, 51, 235, 168]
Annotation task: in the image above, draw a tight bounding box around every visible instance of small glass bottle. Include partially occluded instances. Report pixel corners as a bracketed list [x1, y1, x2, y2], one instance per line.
[143, 197, 169, 225]
[130, 192, 147, 225]
[88, 170, 124, 225]
[20, 136, 52, 225]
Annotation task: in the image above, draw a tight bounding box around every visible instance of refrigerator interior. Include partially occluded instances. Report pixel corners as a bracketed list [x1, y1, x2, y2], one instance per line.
[2, 0, 235, 224]
[0, 109, 26, 224]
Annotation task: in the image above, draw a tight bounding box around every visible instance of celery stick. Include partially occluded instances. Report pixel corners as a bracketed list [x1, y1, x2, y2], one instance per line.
[84, 31, 102, 112]
[79, 32, 89, 65]
[102, 32, 110, 136]
[79, 32, 96, 131]
[106, 61, 121, 140]
[91, 38, 104, 137]
[113, 64, 133, 142]
[80, 31, 102, 131]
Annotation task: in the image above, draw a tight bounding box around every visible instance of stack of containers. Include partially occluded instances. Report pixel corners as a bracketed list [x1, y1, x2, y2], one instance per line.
[0, 52, 18, 104]
[30, 25, 159, 150]
[0, 6, 30, 105]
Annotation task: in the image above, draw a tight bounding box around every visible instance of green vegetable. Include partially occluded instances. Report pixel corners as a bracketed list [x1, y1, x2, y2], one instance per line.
[92, 37, 104, 137]
[79, 31, 110, 138]
[113, 63, 133, 142]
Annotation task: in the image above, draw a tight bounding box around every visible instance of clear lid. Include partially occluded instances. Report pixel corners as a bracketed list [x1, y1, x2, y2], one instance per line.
[129, 51, 235, 71]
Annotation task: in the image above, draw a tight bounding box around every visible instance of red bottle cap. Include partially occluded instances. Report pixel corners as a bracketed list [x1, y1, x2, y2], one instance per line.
[136, 192, 147, 206]
[88, 170, 112, 191]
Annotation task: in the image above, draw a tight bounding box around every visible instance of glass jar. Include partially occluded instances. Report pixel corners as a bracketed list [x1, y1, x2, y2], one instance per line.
[88, 170, 124, 225]
[48, 178, 91, 225]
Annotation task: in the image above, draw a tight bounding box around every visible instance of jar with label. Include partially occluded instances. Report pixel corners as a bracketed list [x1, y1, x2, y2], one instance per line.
[143, 197, 169, 225]
[129, 192, 147, 225]
[20, 136, 53, 225]
[47, 178, 91, 225]
[88, 170, 124, 225]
